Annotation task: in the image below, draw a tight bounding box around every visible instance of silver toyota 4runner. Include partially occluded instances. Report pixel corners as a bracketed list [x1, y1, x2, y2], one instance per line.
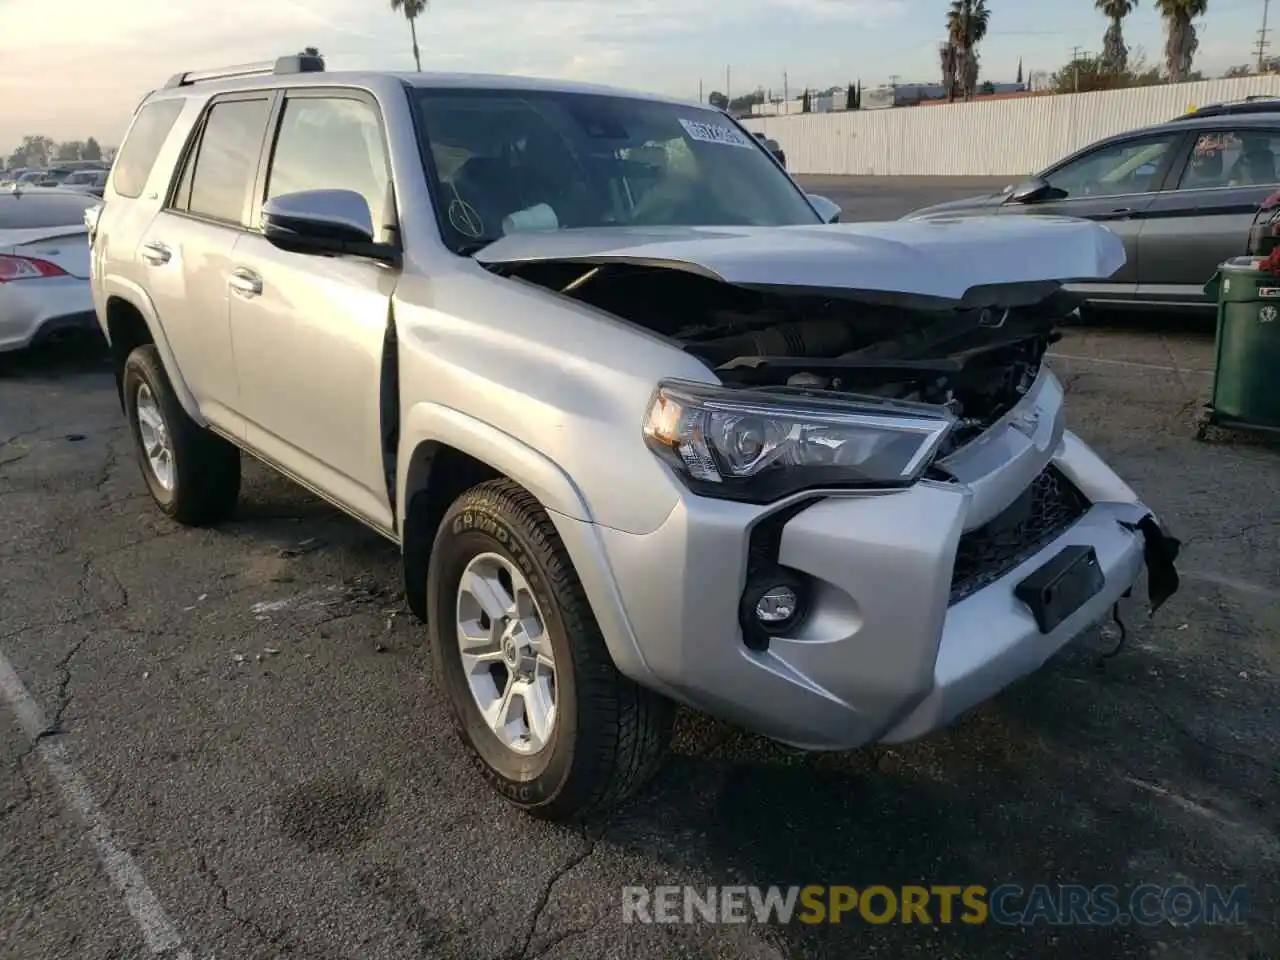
[89, 55, 1181, 820]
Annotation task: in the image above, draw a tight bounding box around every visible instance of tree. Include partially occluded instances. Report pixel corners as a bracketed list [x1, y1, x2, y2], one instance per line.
[940, 41, 959, 102]
[1097, 0, 1139, 74]
[945, 0, 991, 100]
[708, 90, 729, 110]
[10, 135, 55, 169]
[856, 79, 862, 108]
[846, 83, 856, 110]
[56, 141, 85, 161]
[801, 88, 812, 113]
[1155, 0, 1208, 82]
[979, 80, 996, 95]
[1017, 58, 1024, 85]
[1223, 64, 1253, 78]
[390, 0, 427, 72]
[82, 137, 102, 162]
[1049, 48, 1163, 93]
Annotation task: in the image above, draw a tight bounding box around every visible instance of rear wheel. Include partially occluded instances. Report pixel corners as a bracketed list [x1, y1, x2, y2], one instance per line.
[427, 479, 674, 820]
[122, 345, 240, 525]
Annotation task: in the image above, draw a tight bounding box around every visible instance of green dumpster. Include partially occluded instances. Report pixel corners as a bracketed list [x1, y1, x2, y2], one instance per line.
[1200, 255, 1280, 437]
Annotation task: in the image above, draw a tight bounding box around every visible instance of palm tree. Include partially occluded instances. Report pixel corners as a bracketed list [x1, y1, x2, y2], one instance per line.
[1154, 0, 1208, 82]
[945, 0, 991, 100]
[390, 0, 428, 71]
[1096, 0, 1138, 73]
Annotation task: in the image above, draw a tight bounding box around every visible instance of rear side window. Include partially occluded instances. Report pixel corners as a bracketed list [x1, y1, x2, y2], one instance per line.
[174, 97, 271, 226]
[0, 192, 99, 229]
[112, 99, 185, 199]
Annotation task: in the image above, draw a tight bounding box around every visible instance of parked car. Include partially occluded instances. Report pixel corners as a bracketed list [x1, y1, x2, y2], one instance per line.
[752, 130, 787, 169]
[0, 187, 99, 352]
[92, 55, 1180, 820]
[59, 169, 108, 197]
[904, 112, 1280, 312]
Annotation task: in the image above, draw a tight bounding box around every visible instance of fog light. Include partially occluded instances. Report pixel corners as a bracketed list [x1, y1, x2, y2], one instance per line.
[754, 585, 799, 624]
[740, 571, 808, 650]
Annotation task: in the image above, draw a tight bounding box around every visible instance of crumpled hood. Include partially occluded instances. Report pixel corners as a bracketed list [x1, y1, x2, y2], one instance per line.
[476, 217, 1125, 306]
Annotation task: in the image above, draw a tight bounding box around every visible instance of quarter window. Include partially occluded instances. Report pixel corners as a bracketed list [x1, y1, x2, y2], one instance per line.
[112, 99, 184, 199]
[177, 98, 272, 225]
[263, 96, 390, 236]
[1178, 131, 1280, 190]
[1044, 136, 1176, 199]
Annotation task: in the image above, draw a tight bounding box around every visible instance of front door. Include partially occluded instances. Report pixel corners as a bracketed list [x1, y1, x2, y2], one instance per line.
[228, 89, 398, 535]
[998, 131, 1185, 301]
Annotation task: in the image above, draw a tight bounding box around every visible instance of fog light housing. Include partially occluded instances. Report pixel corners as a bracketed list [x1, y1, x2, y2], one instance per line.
[739, 570, 808, 650]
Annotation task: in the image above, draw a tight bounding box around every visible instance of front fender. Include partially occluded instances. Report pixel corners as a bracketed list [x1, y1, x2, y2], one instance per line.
[396, 401, 594, 539]
[99, 275, 204, 426]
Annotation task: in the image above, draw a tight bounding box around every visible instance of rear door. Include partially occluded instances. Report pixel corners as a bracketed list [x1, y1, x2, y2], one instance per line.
[1135, 126, 1280, 304]
[997, 130, 1187, 299]
[139, 92, 275, 435]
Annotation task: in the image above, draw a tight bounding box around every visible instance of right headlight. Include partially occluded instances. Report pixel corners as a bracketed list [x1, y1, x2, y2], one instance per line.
[642, 380, 956, 503]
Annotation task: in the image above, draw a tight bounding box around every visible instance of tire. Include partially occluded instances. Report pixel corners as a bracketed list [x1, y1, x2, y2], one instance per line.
[122, 345, 241, 526]
[427, 479, 674, 821]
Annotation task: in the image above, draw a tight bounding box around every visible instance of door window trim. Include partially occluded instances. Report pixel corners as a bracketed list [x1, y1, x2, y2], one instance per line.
[249, 85, 400, 244]
[1165, 124, 1280, 194]
[1024, 131, 1191, 205]
[163, 90, 281, 231]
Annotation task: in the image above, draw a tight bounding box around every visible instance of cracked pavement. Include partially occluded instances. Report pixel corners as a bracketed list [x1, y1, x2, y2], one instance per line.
[2, 253, 1279, 957]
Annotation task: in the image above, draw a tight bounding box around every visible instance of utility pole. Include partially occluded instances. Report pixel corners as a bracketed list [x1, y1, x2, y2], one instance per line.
[699, 78, 703, 103]
[889, 74, 900, 89]
[726, 65, 731, 106]
[1257, 0, 1272, 73]
[1071, 45, 1084, 92]
[783, 71, 789, 107]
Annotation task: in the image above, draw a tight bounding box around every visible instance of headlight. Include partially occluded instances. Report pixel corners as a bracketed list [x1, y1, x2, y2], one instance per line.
[643, 381, 955, 502]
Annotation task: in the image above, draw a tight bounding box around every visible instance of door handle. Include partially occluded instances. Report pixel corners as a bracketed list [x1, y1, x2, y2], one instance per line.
[139, 241, 171, 265]
[228, 268, 262, 297]
[1110, 207, 1133, 216]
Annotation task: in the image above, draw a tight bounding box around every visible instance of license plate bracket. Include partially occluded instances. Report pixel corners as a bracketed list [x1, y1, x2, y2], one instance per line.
[1014, 544, 1105, 634]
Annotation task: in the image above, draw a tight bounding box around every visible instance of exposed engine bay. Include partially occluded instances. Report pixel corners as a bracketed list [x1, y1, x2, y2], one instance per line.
[498, 260, 1081, 456]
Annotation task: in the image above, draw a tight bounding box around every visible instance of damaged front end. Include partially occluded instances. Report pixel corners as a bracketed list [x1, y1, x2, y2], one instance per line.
[496, 253, 1080, 493]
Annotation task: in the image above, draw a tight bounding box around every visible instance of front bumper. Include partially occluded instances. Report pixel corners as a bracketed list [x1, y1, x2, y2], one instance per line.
[588, 424, 1174, 750]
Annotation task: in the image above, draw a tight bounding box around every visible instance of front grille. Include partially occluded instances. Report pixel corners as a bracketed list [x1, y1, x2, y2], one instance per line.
[949, 466, 1090, 604]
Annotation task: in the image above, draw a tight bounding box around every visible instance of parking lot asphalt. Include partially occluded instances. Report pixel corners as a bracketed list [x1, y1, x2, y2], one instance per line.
[2, 185, 1279, 960]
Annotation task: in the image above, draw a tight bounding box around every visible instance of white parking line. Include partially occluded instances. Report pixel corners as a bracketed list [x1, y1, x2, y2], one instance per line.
[0, 650, 194, 960]
[1047, 352, 1214, 377]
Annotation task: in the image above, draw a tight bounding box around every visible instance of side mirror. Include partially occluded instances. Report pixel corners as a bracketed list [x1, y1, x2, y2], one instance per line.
[262, 189, 398, 262]
[1008, 176, 1052, 204]
[807, 193, 841, 223]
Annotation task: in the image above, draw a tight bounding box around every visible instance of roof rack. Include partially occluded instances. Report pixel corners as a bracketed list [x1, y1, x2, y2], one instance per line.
[1170, 95, 1280, 120]
[163, 54, 325, 90]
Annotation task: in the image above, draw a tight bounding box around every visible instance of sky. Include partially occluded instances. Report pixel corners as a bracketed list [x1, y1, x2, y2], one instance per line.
[0, 0, 1269, 152]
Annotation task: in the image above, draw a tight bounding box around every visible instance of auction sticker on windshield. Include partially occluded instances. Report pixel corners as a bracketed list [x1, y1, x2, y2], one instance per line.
[679, 118, 753, 148]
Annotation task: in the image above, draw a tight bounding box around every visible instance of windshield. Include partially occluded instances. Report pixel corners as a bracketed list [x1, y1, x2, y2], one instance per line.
[413, 87, 819, 251]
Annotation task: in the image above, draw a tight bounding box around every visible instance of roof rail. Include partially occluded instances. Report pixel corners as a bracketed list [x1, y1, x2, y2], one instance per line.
[162, 54, 325, 90]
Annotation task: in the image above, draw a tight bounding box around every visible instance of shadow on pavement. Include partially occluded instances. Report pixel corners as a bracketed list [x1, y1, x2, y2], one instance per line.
[602, 629, 1278, 959]
[0, 334, 111, 380]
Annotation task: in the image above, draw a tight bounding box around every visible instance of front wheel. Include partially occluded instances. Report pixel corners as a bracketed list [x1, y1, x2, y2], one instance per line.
[427, 479, 674, 821]
[122, 345, 241, 526]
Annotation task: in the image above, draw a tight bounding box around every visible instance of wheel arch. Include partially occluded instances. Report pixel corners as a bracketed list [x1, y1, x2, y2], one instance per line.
[396, 403, 595, 619]
[101, 279, 203, 424]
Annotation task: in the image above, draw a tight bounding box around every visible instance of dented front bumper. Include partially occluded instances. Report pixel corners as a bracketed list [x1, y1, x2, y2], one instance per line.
[576, 370, 1178, 751]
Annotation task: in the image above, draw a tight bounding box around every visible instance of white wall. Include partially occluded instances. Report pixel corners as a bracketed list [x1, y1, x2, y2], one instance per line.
[741, 76, 1280, 176]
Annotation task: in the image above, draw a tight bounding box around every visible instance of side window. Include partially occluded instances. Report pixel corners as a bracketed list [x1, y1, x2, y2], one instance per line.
[1045, 136, 1176, 200]
[264, 96, 390, 235]
[111, 99, 184, 199]
[176, 98, 272, 225]
[1178, 131, 1280, 190]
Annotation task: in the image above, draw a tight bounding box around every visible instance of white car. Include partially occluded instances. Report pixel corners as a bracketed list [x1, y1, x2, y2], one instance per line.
[0, 187, 99, 352]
